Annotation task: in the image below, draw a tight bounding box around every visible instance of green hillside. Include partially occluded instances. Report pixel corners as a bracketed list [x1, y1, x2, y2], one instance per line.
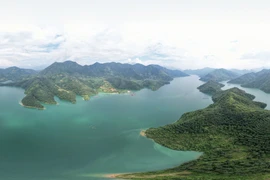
[197, 80, 225, 95]
[0, 67, 37, 82]
[200, 68, 239, 82]
[229, 69, 270, 93]
[117, 87, 270, 180]
[3, 61, 188, 109]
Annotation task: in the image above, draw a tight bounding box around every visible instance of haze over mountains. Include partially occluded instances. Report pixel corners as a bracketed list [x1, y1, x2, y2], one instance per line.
[229, 69, 270, 93]
[199, 68, 240, 82]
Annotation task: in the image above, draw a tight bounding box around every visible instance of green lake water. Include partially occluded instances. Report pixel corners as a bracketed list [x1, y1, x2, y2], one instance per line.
[3, 75, 267, 180]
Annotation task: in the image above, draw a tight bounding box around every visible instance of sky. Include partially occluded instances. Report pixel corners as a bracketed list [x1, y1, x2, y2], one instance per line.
[0, 0, 270, 70]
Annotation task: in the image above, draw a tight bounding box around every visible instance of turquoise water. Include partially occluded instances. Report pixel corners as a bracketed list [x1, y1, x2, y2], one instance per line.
[0, 76, 211, 180]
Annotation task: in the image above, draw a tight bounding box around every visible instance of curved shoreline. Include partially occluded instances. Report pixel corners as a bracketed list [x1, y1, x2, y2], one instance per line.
[19, 101, 45, 110]
[104, 130, 146, 179]
[104, 173, 126, 178]
[140, 130, 146, 137]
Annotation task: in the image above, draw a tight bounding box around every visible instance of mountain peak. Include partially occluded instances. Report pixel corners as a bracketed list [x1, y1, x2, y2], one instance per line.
[200, 68, 239, 82]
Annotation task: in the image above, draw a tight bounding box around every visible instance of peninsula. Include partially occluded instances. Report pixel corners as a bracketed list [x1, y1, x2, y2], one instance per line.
[117, 85, 270, 179]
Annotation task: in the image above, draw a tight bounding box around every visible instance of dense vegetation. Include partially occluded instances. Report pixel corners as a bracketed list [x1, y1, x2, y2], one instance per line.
[200, 68, 239, 82]
[40, 61, 187, 80]
[118, 87, 270, 180]
[229, 69, 270, 93]
[2, 61, 188, 109]
[197, 80, 224, 95]
[0, 66, 37, 82]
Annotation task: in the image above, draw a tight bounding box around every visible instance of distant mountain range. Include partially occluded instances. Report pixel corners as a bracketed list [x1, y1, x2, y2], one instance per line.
[40, 61, 187, 80]
[183, 67, 216, 77]
[1, 61, 188, 109]
[0, 67, 37, 82]
[184, 68, 254, 77]
[229, 69, 270, 93]
[3, 61, 270, 109]
[184, 68, 255, 82]
[199, 68, 240, 82]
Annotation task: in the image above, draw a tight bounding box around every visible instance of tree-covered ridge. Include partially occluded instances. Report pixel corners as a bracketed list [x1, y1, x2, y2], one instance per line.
[16, 76, 106, 109]
[3, 61, 188, 109]
[229, 69, 270, 93]
[118, 87, 270, 180]
[0, 66, 37, 83]
[197, 80, 225, 95]
[40, 61, 188, 81]
[200, 68, 239, 82]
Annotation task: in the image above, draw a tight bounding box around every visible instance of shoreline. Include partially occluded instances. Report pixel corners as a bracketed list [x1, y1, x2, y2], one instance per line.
[16, 88, 133, 111]
[140, 130, 146, 137]
[103, 173, 130, 179]
[19, 101, 45, 110]
[104, 173, 122, 178]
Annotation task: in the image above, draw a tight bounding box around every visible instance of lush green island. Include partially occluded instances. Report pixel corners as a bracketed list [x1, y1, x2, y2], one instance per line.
[200, 68, 239, 82]
[197, 80, 225, 95]
[229, 69, 270, 93]
[116, 86, 270, 179]
[1, 61, 188, 109]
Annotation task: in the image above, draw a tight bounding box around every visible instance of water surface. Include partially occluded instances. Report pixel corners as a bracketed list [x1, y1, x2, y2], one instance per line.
[0, 76, 212, 180]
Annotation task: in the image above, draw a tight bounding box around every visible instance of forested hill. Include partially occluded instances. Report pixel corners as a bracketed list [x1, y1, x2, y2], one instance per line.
[2, 61, 188, 109]
[197, 80, 225, 95]
[118, 87, 270, 180]
[40, 61, 187, 80]
[200, 68, 239, 82]
[0, 67, 37, 82]
[229, 69, 270, 93]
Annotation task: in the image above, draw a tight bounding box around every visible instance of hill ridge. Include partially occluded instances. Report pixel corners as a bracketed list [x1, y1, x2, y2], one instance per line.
[118, 86, 270, 180]
[1, 60, 188, 109]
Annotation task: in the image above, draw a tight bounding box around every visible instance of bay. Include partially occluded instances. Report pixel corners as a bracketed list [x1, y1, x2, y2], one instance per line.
[0, 75, 211, 180]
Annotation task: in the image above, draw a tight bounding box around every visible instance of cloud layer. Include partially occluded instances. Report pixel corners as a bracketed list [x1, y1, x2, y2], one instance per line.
[0, 0, 270, 70]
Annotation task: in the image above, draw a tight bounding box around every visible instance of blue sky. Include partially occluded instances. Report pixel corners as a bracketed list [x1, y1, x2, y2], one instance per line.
[0, 0, 270, 70]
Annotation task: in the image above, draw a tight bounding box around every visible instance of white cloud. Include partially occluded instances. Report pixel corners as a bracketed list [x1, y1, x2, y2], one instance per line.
[242, 51, 270, 61]
[0, 59, 15, 67]
[0, 0, 270, 69]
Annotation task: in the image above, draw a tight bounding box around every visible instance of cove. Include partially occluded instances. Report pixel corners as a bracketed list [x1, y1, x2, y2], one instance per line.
[0, 76, 211, 180]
